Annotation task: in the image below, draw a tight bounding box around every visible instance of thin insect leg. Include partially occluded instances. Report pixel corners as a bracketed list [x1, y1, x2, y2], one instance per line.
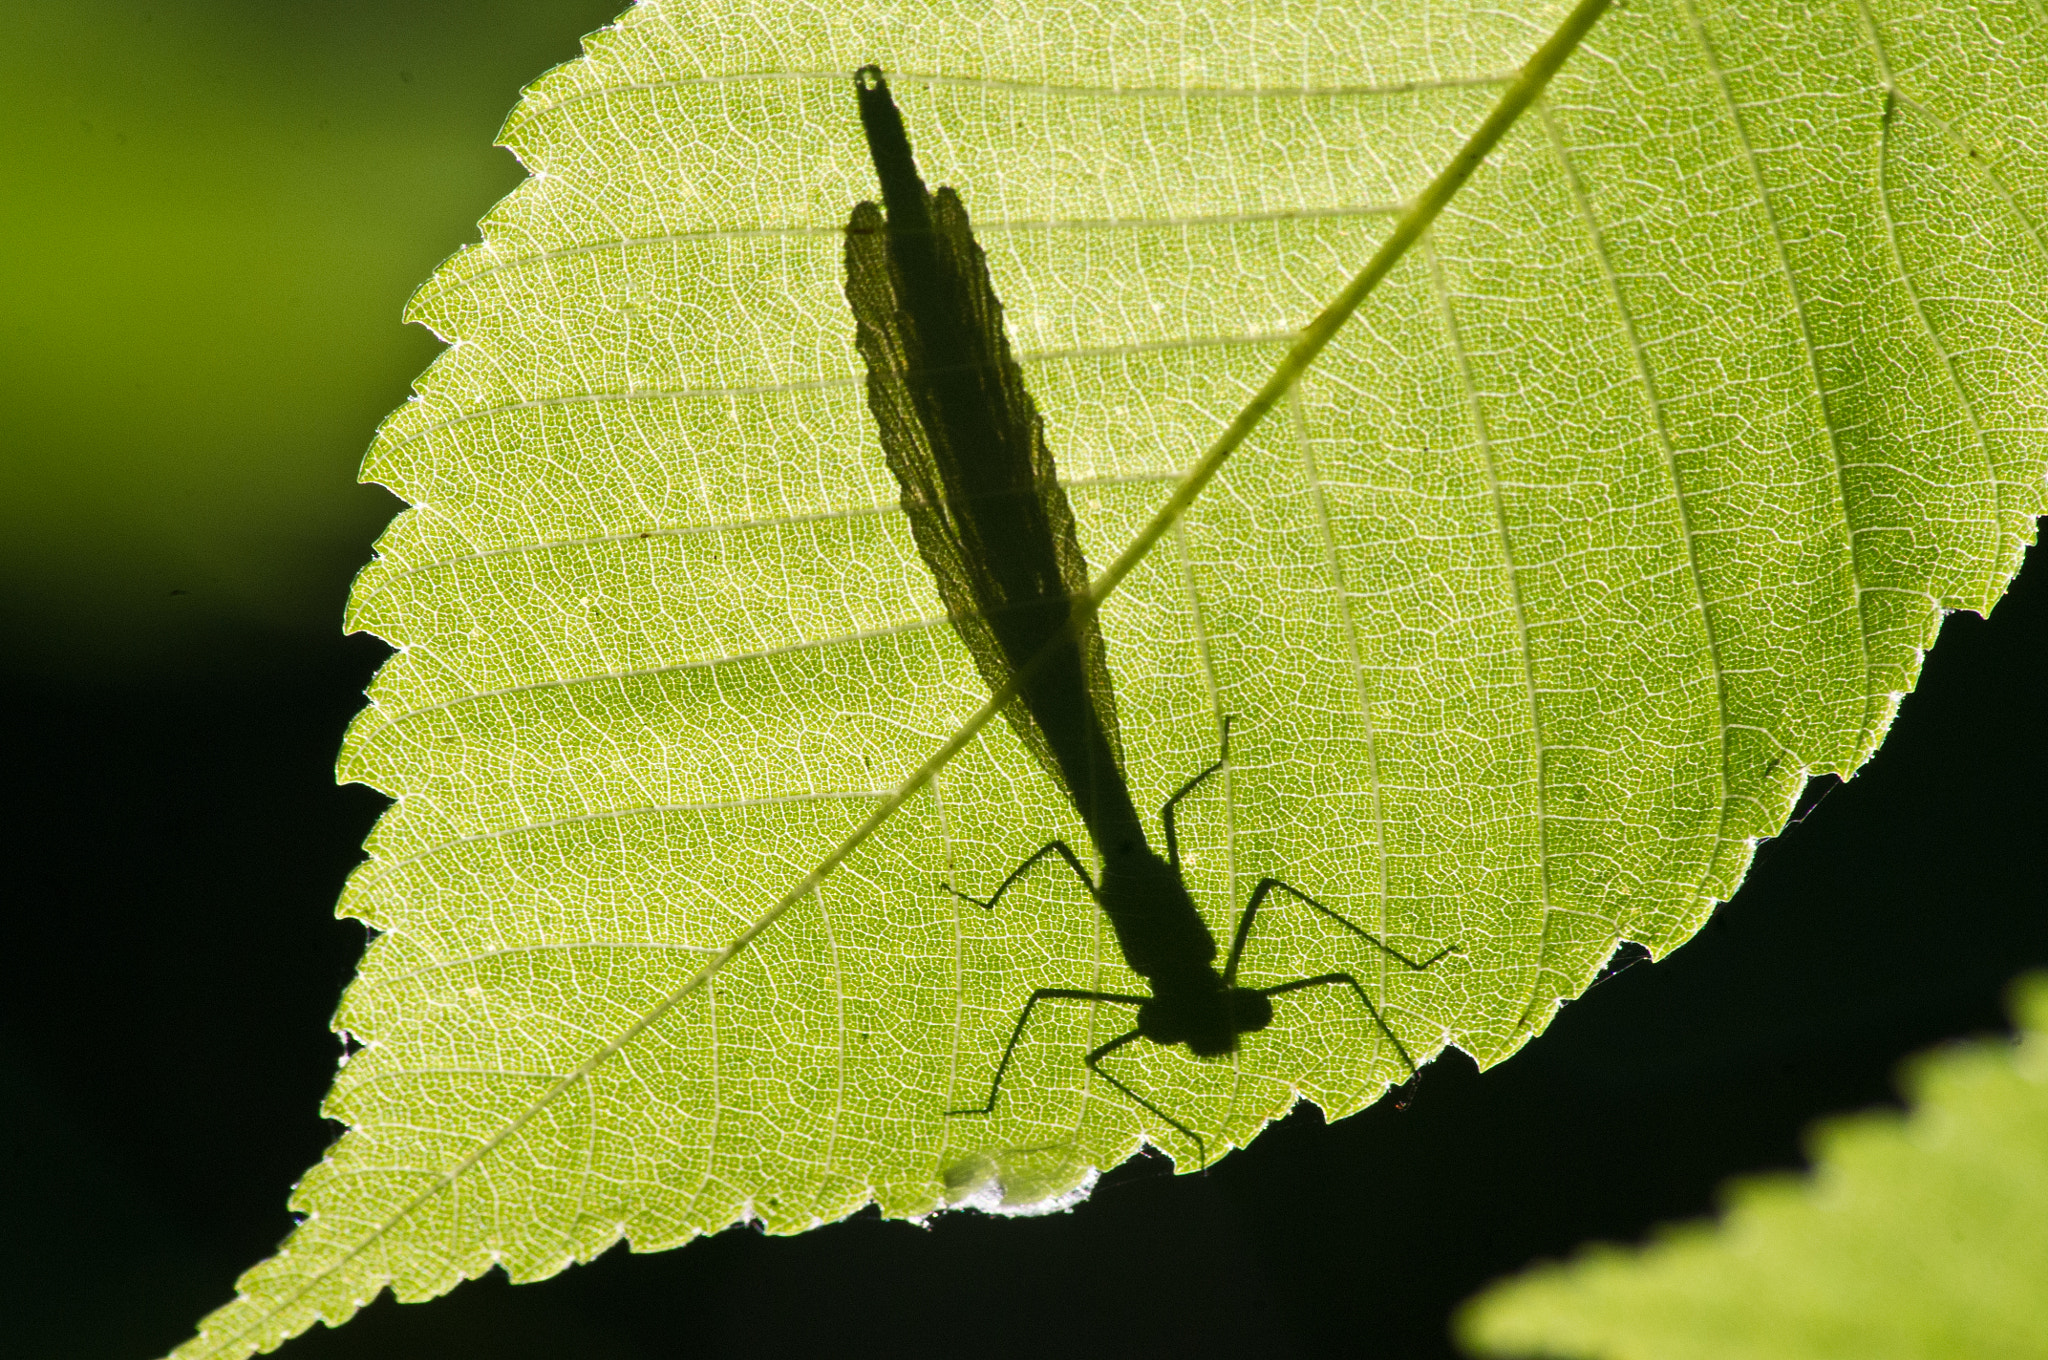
[1259, 971, 1421, 1079]
[1159, 715, 1234, 869]
[948, 987, 1146, 1117]
[1085, 1029, 1209, 1169]
[1221, 875, 1458, 985]
[946, 839, 1097, 911]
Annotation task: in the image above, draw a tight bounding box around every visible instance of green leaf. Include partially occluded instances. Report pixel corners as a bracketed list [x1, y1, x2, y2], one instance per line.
[174, 1, 2048, 1355]
[1458, 973, 2048, 1359]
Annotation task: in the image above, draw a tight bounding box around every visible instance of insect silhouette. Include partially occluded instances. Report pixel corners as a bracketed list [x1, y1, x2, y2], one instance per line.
[841, 65, 1456, 1163]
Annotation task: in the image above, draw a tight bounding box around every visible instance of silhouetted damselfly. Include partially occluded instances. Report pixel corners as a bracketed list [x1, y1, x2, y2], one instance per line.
[842, 65, 1455, 1163]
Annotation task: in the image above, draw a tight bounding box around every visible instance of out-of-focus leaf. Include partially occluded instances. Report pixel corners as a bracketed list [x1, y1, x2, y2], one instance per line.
[1460, 973, 2048, 1360]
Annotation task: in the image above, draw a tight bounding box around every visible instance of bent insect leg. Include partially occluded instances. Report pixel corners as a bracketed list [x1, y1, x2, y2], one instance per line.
[1158, 716, 1233, 869]
[1258, 970, 1423, 1080]
[1084, 1029, 1209, 1169]
[945, 839, 1097, 911]
[1221, 876, 1459, 985]
[948, 987, 1145, 1117]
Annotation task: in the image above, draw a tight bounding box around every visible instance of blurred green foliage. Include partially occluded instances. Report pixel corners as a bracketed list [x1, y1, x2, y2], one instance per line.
[0, 0, 623, 671]
[1461, 973, 2048, 1359]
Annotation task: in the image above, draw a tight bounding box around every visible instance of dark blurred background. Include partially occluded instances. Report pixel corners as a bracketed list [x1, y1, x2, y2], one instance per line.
[4, 4, 2045, 1358]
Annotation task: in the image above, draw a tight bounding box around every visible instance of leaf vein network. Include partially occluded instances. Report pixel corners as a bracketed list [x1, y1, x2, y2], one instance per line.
[1284, 382, 1396, 947]
[374, 469, 1182, 580]
[456, 203, 1408, 288]
[1536, 97, 1734, 924]
[1858, 33, 2006, 606]
[521, 66, 1517, 126]
[385, 332, 1298, 455]
[376, 941, 728, 989]
[1682, 0, 1876, 758]
[362, 787, 889, 877]
[373, 613, 955, 721]
[1423, 236, 1560, 1035]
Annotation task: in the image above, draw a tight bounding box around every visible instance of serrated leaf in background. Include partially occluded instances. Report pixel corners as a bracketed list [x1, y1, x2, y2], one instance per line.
[1459, 972, 2048, 1360]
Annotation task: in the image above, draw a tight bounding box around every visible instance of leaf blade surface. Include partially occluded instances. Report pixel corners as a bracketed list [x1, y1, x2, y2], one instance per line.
[174, 2, 2048, 1355]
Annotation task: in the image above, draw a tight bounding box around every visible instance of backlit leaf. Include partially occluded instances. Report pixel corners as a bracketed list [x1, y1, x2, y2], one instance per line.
[174, 2, 2048, 1354]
